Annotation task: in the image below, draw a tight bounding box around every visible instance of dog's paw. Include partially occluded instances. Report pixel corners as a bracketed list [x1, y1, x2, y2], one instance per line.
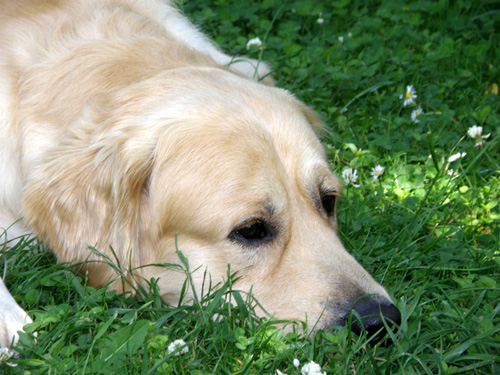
[0, 347, 14, 364]
[0, 280, 32, 351]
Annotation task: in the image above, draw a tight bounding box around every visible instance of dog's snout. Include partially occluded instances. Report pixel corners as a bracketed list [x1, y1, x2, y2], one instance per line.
[347, 296, 401, 345]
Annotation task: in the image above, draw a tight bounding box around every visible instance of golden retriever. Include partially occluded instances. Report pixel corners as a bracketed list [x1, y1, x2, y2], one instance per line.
[0, 0, 400, 350]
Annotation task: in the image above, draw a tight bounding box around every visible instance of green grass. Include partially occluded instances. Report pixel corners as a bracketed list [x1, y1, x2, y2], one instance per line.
[1, 0, 499, 374]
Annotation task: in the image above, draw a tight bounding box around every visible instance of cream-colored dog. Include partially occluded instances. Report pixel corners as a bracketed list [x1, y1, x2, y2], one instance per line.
[0, 0, 400, 350]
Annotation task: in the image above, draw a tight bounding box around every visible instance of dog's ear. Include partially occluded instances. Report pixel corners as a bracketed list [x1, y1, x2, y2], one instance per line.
[299, 102, 324, 131]
[22, 107, 157, 291]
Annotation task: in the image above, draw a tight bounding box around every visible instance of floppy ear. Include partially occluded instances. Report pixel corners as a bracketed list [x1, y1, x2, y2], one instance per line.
[22, 108, 156, 291]
[299, 102, 324, 131]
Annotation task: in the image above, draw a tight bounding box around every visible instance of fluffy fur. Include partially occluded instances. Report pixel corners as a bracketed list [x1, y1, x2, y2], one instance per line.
[0, 0, 398, 349]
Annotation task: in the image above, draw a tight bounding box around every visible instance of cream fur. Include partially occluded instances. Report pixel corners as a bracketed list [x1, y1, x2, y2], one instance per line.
[0, 274, 32, 349]
[0, 0, 393, 349]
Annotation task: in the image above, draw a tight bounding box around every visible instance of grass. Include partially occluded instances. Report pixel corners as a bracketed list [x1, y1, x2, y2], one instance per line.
[1, 0, 499, 374]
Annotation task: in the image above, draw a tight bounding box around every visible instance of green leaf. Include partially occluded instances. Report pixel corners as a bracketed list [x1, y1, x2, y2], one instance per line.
[101, 320, 150, 362]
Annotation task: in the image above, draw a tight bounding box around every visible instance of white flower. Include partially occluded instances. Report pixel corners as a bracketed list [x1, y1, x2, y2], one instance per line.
[467, 125, 482, 138]
[467, 125, 490, 148]
[317, 17, 324, 24]
[448, 152, 466, 163]
[342, 168, 360, 187]
[400, 85, 417, 107]
[301, 361, 326, 375]
[338, 36, 344, 43]
[371, 164, 385, 181]
[293, 358, 300, 368]
[411, 106, 423, 123]
[167, 339, 188, 356]
[348, 32, 353, 37]
[246, 37, 262, 50]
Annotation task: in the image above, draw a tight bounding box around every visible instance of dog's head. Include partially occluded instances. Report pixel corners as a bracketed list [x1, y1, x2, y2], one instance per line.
[24, 67, 400, 341]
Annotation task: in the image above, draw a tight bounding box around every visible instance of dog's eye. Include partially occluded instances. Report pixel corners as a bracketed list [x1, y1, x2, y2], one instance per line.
[230, 219, 272, 245]
[321, 193, 336, 216]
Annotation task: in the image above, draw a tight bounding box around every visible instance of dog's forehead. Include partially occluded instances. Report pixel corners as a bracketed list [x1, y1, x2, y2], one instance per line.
[149, 72, 341, 229]
[151, 107, 332, 232]
[245, 89, 341, 194]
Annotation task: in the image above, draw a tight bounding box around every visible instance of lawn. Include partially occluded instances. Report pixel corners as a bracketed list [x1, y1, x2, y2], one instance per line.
[1, 0, 499, 374]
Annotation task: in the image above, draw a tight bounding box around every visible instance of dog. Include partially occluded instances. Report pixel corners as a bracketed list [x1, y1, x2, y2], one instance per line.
[0, 0, 401, 350]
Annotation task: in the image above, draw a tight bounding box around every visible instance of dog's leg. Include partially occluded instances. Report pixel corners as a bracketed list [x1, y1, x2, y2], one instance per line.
[163, 11, 272, 81]
[0, 277, 32, 351]
[131, 0, 273, 83]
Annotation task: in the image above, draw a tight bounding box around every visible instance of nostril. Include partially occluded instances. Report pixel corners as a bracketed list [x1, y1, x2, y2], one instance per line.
[347, 296, 401, 345]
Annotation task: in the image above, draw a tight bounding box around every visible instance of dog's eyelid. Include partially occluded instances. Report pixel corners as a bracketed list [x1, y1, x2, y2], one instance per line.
[321, 189, 338, 196]
[319, 189, 338, 217]
[229, 217, 274, 246]
[320, 187, 340, 201]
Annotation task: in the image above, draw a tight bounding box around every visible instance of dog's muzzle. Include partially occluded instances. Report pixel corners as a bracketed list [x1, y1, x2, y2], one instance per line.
[343, 296, 401, 345]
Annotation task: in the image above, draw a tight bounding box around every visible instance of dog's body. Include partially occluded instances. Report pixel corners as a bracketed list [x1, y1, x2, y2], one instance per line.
[0, 0, 399, 349]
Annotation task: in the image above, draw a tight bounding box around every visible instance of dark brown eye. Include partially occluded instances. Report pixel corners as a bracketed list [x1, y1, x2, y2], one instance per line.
[321, 193, 336, 216]
[230, 219, 272, 245]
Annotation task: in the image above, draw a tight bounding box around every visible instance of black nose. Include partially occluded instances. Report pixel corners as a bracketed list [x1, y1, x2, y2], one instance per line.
[347, 296, 401, 345]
